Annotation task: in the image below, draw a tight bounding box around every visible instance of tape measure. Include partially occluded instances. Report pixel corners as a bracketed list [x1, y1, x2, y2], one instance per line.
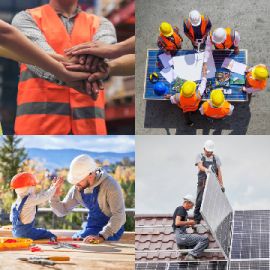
[149, 72, 159, 83]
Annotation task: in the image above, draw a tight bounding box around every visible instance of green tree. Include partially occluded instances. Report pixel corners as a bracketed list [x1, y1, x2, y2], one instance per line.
[0, 136, 28, 191]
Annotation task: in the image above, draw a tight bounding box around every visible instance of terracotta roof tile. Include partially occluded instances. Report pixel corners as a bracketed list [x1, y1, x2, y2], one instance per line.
[136, 214, 225, 262]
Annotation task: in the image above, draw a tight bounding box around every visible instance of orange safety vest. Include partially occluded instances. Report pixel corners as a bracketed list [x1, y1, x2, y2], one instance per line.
[15, 4, 106, 135]
[202, 101, 231, 119]
[246, 71, 267, 90]
[160, 32, 183, 51]
[178, 94, 201, 113]
[184, 15, 209, 41]
[210, 28, 235, 49]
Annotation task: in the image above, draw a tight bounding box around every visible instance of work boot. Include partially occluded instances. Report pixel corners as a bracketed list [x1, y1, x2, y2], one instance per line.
[184, 254, 197, 261]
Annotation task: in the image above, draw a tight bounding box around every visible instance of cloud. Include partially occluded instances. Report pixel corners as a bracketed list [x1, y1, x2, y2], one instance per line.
[13, 135, 135, 153]
[136, 136, 270, 214]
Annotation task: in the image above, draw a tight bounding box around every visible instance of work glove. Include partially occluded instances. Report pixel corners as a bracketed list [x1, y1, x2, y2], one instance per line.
[221, 186, 225, 193]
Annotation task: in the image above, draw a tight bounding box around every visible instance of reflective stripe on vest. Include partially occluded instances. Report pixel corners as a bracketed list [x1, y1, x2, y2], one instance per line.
[184, 15, 208, 41]
[160, 32, 182, 51]
[202, 101, 231, 119]
[210, 28, 235, 49]
[246, 71, 267, 90]
[15, 4, 106, 135]
[179, 94, 201, 113]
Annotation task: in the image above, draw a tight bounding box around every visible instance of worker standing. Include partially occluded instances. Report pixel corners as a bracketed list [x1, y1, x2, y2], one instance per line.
[173, 194, 209, 261]
[203, 27, 240, 71]
[12, 0, 117, 135]
[194, 140, 224, 224]
[199, 89, 234, 119]
[165, 73, 207, 126]
[157, 22, 183, 55]
[243, 64, 269, 94]
[183, 10, 212, 50]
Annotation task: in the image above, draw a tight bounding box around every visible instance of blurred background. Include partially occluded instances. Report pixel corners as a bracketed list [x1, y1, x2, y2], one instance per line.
[0, 135, 135, 232]
[0, 0, 135, 135]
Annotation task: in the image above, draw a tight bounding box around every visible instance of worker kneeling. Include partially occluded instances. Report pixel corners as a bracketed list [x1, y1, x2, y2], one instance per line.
[157, 22, 183, 55]
[243, 64, 269, 94]
[50, 155, 126, 244]
[200, 89, 234, 119]
[173, 195, 209, 261]
[10, 172, 61, 240]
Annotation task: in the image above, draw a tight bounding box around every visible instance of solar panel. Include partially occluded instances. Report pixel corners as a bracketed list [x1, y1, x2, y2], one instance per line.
[135, 261, 227, 270]
[200, 171, 233, 259]
[229, 260, 270, 270]
[231, 210, 270, 259]
[144, 49, 248, 102]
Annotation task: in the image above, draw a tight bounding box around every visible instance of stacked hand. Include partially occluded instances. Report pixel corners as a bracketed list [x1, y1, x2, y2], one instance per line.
[60, 54, 108, 100]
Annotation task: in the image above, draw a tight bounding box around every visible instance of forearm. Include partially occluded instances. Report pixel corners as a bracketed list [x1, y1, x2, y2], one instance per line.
[217, 169, 223, 186]
[28, 186, 56, 205]
[108, 54, 135, 76]
[0, 23, 67, 81]
[114, 36, 135, 57]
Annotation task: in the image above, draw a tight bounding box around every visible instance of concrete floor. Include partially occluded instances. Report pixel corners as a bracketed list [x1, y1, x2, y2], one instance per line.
[136, 0, 270, 135]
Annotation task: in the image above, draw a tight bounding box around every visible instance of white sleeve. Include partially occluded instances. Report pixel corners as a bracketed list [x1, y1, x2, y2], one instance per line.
[199, 104, 204, 115]
[26, 186, 56, 206]
[234, 31, 240, 47]
[203, 36, 213, 63]
[170, 95, 178, 104]
[228, 104, 234, 116]
[198, 77, 207, 95]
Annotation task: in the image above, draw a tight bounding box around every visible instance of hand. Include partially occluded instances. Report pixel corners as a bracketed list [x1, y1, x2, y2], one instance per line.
[65, 41, 119, 59]
[164, 94, 172, 99]
[221, 186, 225, 193]
[83, 235, 105, 244]
[188, 220, 196, 226]
[52, 177, 64, 196]
[234, 47, 239, 55]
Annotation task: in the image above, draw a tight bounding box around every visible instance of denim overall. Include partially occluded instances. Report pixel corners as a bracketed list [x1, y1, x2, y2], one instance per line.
[194, 154, 218, 223]
[72, 185, 124, 240]
[12, 194, 56, 240]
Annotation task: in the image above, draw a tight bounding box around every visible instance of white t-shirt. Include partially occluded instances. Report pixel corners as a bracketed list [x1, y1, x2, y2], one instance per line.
[195, 153, 222, 167]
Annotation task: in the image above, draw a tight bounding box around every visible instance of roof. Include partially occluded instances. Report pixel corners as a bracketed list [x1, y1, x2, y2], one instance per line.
[0, 228, 134, 270]
[135, 214, 224, 262]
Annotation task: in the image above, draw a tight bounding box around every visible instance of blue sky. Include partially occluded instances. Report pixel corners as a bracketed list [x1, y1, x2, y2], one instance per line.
[14, 135, 135, 153]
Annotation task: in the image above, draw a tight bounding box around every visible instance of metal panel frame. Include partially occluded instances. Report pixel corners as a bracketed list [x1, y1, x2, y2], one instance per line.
[200, 171, 233, 259]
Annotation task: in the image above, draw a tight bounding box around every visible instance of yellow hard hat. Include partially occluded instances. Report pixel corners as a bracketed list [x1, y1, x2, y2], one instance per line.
[159, 22, 173, 37]
[210, 89, 225, 108]
[181, 81, 197, 98]
[252, 65, 269, 80]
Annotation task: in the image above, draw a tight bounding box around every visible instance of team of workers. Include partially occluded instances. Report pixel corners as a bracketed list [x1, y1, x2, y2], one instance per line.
[159, 10, 269, 126]
[173, 140, 224, 261]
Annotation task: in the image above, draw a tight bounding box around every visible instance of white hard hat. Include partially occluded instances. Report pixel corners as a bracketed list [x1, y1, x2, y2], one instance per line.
[204, 140, 215, 152]
[189, 10, 201, 27]
[67, 154, 98, 185]
[183, 194, 195, 205]
[212, 28, 226, 44]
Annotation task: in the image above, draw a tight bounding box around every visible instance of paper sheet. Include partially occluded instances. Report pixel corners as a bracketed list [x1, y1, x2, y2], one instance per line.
[160, 67, 177, 83]
[172, 52, 216, 81]
[158, 53, 172, 68]
[222, 57, 247, 75]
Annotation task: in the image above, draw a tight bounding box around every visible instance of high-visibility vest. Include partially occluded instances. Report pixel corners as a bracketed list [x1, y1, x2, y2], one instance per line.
[184, 15, 209, 41]
[246, 70, 267, 91]
[202, 101, 231, 119]
[178, 94, 201, 113]
[160, 32, 183, 51]
[210, 28, 235, 49]
[15, 4, 106, 135]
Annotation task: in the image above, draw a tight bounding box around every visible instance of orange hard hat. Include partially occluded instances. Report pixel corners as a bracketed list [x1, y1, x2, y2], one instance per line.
[10, 172, 37, 189]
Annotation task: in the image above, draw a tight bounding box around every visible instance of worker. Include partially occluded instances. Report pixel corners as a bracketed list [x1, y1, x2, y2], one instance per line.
[203, 27, 240, 71]
[64, 37, 136, 76]
[12, 0, 117, 135]
[194, 140, 224, 224]
[10, 172, 63, 240]
[165, 68, 207, 126]
[199, 89, 234, 119]
[183, 10, 212, 50]
[242, 64, 269, 94]
[157, 22, 183, 54]
[50, 154, 126, 244]
[173, 194, 209, 261]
